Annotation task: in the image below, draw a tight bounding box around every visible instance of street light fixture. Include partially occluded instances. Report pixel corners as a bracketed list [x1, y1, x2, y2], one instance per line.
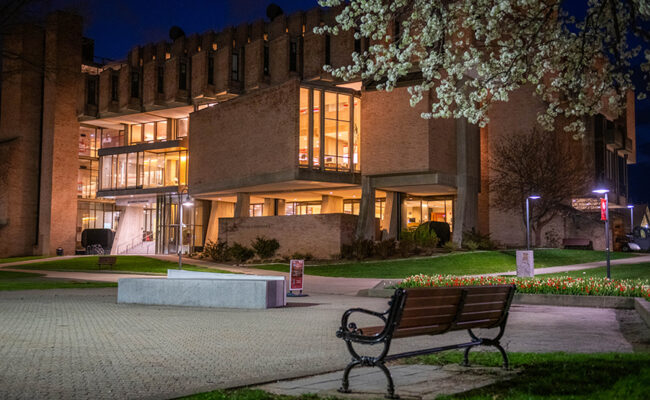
[526, 195, 541, 250]
[627, 205, 634, 233]
[593, 187, 610, 279]
[178, 187, 194, 270]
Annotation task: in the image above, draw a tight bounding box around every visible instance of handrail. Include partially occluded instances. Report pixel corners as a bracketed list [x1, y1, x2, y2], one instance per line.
[115, 234, 144, 254]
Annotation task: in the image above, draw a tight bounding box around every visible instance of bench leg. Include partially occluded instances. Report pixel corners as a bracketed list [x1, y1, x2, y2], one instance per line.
[338, 359, 360, 393]
[462, 345, 474, 367]
[377, 361, 398, 399]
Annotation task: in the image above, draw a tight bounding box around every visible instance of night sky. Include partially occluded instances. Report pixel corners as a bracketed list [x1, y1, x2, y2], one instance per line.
[76, 0, 649, 204]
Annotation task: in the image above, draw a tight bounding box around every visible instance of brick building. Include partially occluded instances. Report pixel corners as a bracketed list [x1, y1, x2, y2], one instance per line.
[0, 7, 636, 258]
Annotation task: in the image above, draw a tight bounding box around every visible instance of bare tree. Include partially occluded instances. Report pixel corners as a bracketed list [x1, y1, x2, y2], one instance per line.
[490, 129, 590, 246]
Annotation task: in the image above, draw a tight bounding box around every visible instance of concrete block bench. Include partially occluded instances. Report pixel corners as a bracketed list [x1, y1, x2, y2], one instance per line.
[117, 270, 286, 309]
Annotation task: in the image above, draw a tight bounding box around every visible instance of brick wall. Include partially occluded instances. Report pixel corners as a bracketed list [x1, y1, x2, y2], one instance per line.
[218, 214, 358, 259]
[189, 79, 299, 194]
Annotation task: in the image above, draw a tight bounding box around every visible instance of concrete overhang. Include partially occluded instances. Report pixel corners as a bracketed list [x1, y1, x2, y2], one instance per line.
[370, 171, 457, 196]
[190, 169, 361, 198]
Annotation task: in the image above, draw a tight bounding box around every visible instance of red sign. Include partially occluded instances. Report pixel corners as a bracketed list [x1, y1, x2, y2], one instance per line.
[289, 259, 304, 291]
[600, 198, 608, 221]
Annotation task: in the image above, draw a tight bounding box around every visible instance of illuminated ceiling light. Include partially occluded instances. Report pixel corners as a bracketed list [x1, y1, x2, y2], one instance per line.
[592, 188, 609, 194]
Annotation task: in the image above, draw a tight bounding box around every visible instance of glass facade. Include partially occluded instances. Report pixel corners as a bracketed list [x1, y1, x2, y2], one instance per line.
[249, 204, 263, 217]
[343, 198, 385, 220]
[79, 126, 99, 158]
[299, 86, 361, 172]
[402, 197, 454, 231]
[155, 194, 206, 254]
[76, 201, 120, 246]
[285, 201, 322, 215]
[78, 159, 99, 199]
[100, 150, 188, 191]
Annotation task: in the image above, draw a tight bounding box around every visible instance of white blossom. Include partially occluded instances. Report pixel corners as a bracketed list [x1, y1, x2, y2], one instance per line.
[317, 0, 650, 136]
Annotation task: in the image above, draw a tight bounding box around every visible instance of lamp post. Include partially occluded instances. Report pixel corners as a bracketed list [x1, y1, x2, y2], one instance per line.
[593, 188, 610, 279]
[627, 204, 634, 233]
[178, 188, 194, 269]
[526, 195, 540, 250]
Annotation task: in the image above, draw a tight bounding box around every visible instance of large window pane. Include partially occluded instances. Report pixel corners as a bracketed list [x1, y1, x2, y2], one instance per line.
[338, 121, 350, 171]
[354, 97, 361, 171]
[299, 88, 309, 166]
[127, 152, 137, 188]
[324, 119, 337, 170]
[156, 120, 168, 141]
[116, 153, 127, 189]
[312, 90, 321, 167]
[165, 152, 179, 186]
[338, 95, 350, 121]
[101, 128, 124, 148]
[179, 151, 187, 186]
[144, 123, 155, 142]
[131, 125, 142, 144]
[324, 92, 337, 120]
[100, 155, 113, 190]
[137, 151, 144, 187]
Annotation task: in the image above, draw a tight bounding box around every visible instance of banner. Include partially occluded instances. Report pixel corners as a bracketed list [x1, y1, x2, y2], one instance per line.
[600, 198, 608, 221]
[289, 259, 304, 291]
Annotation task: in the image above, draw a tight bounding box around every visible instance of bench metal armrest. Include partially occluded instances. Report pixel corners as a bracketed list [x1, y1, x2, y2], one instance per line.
[336, 307, 389, 342]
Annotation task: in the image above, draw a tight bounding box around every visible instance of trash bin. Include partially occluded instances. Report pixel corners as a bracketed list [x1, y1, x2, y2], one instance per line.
[56, 247, 63, 256]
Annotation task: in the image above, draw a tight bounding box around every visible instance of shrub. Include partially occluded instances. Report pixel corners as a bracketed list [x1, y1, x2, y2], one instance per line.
[463, 229, 497, 250]
[545, 229, 561, 248]
[229, 242, 255, 263]
[251, 236, 280, 259]
[413, 224, 440, 248]
[464, 240, 479, 251]
[341, 238, 375, 260]
[290, 252, 313, 261]
[202, 240, 230, 262]
[443, 241, 458, 251]
[375, 238, 397, 259]
[419, 221, 451, 245]
[398, 229, 417, 257]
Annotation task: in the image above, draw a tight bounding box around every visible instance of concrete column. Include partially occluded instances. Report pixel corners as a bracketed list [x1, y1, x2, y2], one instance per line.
[453, 117, 480, 245]
[205, 201, 235, 243]
[234, 193, 251, 218]
[263, 198, 276, 216]
[277, 199, 286, 215]
[355, 176, 376, 240]
[321, 195, 343, 214]
[382, 191, 400, 240]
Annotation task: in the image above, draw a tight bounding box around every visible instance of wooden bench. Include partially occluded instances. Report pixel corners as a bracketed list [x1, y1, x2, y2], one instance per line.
[562, 238, 593, 249]
[97, 256, 117, 270]
[336, 284, 516, 398]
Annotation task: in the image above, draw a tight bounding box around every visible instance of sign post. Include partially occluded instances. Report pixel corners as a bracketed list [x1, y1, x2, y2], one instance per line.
[288, 259, 308, 297]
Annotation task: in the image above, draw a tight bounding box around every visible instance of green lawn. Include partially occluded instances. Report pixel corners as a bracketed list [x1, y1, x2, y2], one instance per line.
[0, 255, 48, 264]
[252, 250, 637, 279]
[0, 270, 117, 291]
[10, 256, 233, 274]
[180, 352, 650, 400]
[412, 351, 650, 400]
[541, 262, 650, 280]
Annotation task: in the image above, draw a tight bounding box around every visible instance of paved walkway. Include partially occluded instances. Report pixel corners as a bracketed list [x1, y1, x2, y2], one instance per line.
[0, 287, 644, 400]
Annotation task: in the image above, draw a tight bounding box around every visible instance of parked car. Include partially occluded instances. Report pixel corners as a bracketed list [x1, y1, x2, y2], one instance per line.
[620, 227, 650, 252]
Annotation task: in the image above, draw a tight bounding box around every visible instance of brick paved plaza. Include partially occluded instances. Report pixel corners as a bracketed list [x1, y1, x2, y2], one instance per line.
[0, 286, 642, 399]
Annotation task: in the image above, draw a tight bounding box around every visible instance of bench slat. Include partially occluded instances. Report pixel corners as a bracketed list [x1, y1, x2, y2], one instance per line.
[464, 293, 511, 304]
[404, 295, 462, 309]
[455, 318, 502, 329]
[458, 310, 505, 322]
[462, 301, 506, 313]
[401, 305, 457, 318]
[393, 325, 451, 338]
[398, 313, 456, 328]
[404, 288, 464, 297]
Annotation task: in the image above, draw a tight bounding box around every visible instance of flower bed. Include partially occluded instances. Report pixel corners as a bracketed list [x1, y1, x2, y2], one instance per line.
[399, 275, 650, 300]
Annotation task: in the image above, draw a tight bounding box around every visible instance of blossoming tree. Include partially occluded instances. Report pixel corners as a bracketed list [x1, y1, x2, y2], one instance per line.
[316, 0, 650, 137]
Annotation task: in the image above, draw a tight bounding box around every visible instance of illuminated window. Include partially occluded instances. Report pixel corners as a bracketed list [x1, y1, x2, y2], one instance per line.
[298, 87, 360, 172]
[156, 120, 168, 141]
[131, 125, 142, 143]
[299, 88, 309, 166]
[144, 123, 155, 142]
[249, 204, 263, 217]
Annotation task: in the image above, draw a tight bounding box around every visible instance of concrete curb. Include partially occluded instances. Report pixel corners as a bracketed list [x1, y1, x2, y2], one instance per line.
[635, 298, 650, 328]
